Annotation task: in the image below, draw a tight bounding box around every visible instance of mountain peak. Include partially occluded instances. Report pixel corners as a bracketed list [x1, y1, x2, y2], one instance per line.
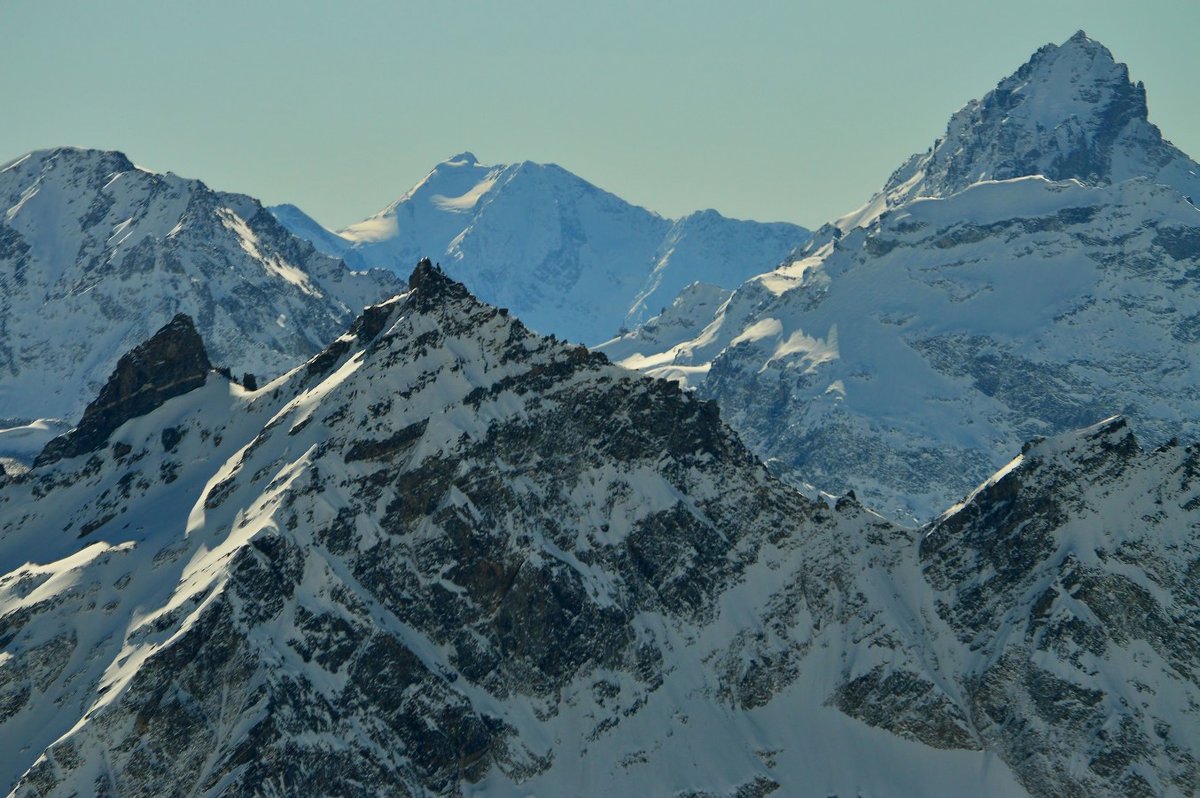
[34, 314, 213, 466]
[0, 146, 403, 425]
[1056, 29, 1118, 60]
[406, 256, 474, 311]
[1019, 414, 1139, 463]
[278, 151, 809, 346]
[854, 31, 1195, 221]
[4, 146, 136, 177]
[937, 30, 1147, 183]
[1021, 28, 1129, 91]
[1059, 28, 1105, 52]
[408, 255, 452, 291]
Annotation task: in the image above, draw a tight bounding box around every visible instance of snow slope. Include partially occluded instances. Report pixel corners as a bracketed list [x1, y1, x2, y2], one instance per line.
[0, 147, 402, 429]
[271, 153, 808, 344]
[602, 32, 1200, 523]
[3, 264, 1195, 796]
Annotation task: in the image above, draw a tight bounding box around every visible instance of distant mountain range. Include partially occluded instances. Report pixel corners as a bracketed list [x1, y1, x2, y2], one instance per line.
[601, 30, 1200, 523]
[0, 145, 806, 461]
[271, 153, 810, 344]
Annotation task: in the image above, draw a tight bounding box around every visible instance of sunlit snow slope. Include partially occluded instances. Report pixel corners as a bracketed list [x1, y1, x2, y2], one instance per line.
[272, 153, 808, 344]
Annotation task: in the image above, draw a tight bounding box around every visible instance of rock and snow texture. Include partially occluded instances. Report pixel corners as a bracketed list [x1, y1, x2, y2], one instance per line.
[594, 280, 735, 385]
[2, 264, 1196, 796]
[922, 417, 1200, 798]
[0, 147, 403, 428]
[602, 32, 1200, 523]
[838, 29, 1200, 230]
[34, 313, 212, 467]
[271, 153, 808, 344]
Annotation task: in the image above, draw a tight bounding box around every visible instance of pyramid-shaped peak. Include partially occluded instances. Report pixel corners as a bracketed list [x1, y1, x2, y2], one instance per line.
[855, 31, 1196, 220]
[957, 30, 1148, 165]
[1017, 29, 1130, 91]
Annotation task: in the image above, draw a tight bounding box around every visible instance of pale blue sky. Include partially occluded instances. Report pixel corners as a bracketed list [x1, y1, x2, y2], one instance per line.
[3, 1, 1197, 229]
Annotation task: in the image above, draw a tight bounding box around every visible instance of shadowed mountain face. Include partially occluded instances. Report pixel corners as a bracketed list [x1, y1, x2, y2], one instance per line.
[0, 262, 1196, 796]
[601, 32, 1200, 523]
[921, 418, 1200, 798]
[0, 147, 403, 427]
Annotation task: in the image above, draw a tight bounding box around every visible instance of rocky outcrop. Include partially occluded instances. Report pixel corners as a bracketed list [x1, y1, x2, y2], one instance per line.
[35, 314, 211, 466]
[921, 418, 1200, 797]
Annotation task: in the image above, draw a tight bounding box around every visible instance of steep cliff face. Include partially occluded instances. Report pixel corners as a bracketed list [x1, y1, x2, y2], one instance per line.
[35, 314, 212, 466]
[0, 147, 402, 427]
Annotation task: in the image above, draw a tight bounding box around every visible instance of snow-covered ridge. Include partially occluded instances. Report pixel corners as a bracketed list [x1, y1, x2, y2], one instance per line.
[2, 261, 1196, 795]
[0, 146, 403, 429]
[603, 32, 1200, 523]
[272, 156, 809, 344]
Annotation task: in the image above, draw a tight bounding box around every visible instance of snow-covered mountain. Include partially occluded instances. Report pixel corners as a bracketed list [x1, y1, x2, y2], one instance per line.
[2, 263, 1195, 795]
[0, 147, 403, 429]
[920, 416, 1200, 797]
[271, 153, 808, 344]
[841, 30, 1200, 229]
[601, 31, 1200, 522]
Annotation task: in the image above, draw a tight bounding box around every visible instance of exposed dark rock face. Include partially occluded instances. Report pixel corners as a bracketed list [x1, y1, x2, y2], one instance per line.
[3, 267, 845, 795]
[2, 268, 1198, 796]
[921, 418, 1200, 797]
[35, 314, 211, 466]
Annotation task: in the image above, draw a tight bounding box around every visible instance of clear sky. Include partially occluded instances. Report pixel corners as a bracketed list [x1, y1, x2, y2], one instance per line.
[2, 0, 1197, 230]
